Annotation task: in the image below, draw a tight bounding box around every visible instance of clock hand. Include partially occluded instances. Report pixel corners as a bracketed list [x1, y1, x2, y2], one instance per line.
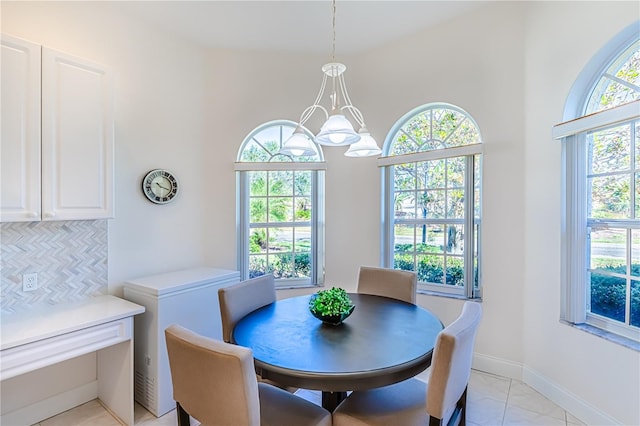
[155, 182, 170, 191]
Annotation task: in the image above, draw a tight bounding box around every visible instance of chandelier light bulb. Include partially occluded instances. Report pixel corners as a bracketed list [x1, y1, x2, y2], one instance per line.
[330, 133, 346, 144]
[344, 127, 382, 157]
[315, 113, 360, 146]
[278, 127, 317, 157]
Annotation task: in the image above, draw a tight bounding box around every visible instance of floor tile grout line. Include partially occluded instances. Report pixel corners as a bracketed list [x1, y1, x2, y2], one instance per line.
[502, 378, 571, 426]
[501, 378, 512, 425]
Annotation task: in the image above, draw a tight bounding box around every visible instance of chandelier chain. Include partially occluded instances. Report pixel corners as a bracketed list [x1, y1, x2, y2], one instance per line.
[331, 0, 336, 61]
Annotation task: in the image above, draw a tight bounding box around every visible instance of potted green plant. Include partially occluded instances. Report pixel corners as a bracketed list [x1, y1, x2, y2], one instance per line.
[308, 287, 355, 325]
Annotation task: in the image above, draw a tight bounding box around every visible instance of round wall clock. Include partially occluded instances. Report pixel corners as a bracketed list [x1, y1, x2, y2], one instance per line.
[142, 169, 179, 204]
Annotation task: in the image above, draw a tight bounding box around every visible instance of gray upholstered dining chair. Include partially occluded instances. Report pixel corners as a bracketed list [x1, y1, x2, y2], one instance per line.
[356, 266, 417, 304]
[218, 274, 276, 344]
[218, 274, 296, 392]
[165, 324, 332, 426]
[332, 301, 482, 426]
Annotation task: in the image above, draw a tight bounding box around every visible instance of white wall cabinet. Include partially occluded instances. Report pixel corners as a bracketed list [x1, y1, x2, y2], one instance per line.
[1, 35, 41, 221]
[1, 34, 114, 222]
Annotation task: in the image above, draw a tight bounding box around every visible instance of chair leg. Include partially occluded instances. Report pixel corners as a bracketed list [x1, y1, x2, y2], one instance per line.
[429, 415, 444, 426]
[176, 402, 190, 426]
[458, 386, 468, 426]
[434, 386, 468, 426]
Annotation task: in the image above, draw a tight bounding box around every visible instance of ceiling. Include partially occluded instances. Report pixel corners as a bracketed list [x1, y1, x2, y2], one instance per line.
[116, 1, 489, 55]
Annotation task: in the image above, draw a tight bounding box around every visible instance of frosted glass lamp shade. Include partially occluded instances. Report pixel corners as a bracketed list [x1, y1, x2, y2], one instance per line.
[344, 130, 381, 157]
[279, 129, 317, 157]
[315, 113, 360, 146]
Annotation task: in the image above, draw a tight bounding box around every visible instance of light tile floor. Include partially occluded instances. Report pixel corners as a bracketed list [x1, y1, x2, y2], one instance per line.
[33, 370, 586, 426]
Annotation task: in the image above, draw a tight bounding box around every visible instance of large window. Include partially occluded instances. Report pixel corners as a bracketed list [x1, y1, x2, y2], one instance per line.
[556, 27, 639, 344]
[380, 103, 482, 298]
[236, 121, 325, 288]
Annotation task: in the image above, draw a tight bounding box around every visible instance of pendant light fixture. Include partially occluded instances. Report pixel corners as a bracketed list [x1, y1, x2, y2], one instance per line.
[279, 0, 381, 158]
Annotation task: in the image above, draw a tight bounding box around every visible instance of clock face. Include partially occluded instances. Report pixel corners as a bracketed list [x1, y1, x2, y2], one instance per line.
[142, 169, 178, 204]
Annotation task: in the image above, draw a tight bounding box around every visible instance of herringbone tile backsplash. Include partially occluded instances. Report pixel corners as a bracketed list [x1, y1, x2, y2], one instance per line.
[1, 220, 108, 315]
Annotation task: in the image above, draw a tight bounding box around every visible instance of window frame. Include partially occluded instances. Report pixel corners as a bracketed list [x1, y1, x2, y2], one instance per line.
[379, 103, 483, 299]
[235, 120, 326, 288]
[556, 101, 640, 343]
[556, 21, 640, 346]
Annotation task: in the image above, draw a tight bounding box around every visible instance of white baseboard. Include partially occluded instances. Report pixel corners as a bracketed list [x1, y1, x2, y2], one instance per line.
[522, 366, 621, 426]
[0, 380, 97, 426]
[473, 352, 524, 380]
[471, 352, 621, 425]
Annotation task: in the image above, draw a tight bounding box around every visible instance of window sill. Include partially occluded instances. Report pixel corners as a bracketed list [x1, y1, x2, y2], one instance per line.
[417, 289, 481, 301]
[276, 283, 321, 291]
[560, 320, 640, 352]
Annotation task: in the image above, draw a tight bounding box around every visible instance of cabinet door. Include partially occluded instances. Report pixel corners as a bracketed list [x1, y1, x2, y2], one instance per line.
[41, 48, 114, 220]
[1, 35, 41, 222]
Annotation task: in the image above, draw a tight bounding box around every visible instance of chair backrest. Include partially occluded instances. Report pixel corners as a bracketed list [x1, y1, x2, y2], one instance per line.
[164, 324, 260, 426]
[356, 266, 417, 304]
[426, 301, 482, 422]
[218, 274, 276, 343]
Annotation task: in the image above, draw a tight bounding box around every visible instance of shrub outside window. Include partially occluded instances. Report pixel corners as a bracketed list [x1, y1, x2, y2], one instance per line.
[380, 103, 482, 299]
[236, 121, 325, 288]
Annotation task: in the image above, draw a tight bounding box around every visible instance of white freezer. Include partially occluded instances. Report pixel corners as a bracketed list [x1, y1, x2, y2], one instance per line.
[123, 267, 240, 417]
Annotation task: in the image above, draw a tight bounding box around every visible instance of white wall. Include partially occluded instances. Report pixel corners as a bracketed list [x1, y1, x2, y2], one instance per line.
[522, 2, 640, 425]
[1, 1, 215, 414]
[200, 47, 325, 275]
[2, 1, 639, 424]
[2, 2, 215, 294]
[352, 1, 528, 376]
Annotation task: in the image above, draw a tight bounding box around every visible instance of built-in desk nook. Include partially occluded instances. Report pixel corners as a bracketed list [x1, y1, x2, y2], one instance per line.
[0, 295, 145, 425]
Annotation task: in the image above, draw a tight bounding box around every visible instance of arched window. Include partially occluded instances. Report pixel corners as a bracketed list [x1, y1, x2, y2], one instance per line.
[554, 23, 639, 344]
[380, 103, 483, 298]
[235, 120, 325, 287]
[585, 39, 639, 113]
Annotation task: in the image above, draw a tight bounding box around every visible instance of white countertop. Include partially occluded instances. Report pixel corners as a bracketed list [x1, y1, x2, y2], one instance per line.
[1, 295, 145, 350]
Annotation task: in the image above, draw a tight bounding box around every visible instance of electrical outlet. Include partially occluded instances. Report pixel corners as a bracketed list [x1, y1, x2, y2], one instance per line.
[22, 273, 38, 292]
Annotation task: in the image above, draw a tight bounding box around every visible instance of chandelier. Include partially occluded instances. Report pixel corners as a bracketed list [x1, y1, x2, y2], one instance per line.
[279, 0, 381, 158]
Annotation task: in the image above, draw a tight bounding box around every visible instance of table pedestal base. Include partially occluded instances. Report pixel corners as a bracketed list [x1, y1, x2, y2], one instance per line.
[322, 391, 347, 411]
